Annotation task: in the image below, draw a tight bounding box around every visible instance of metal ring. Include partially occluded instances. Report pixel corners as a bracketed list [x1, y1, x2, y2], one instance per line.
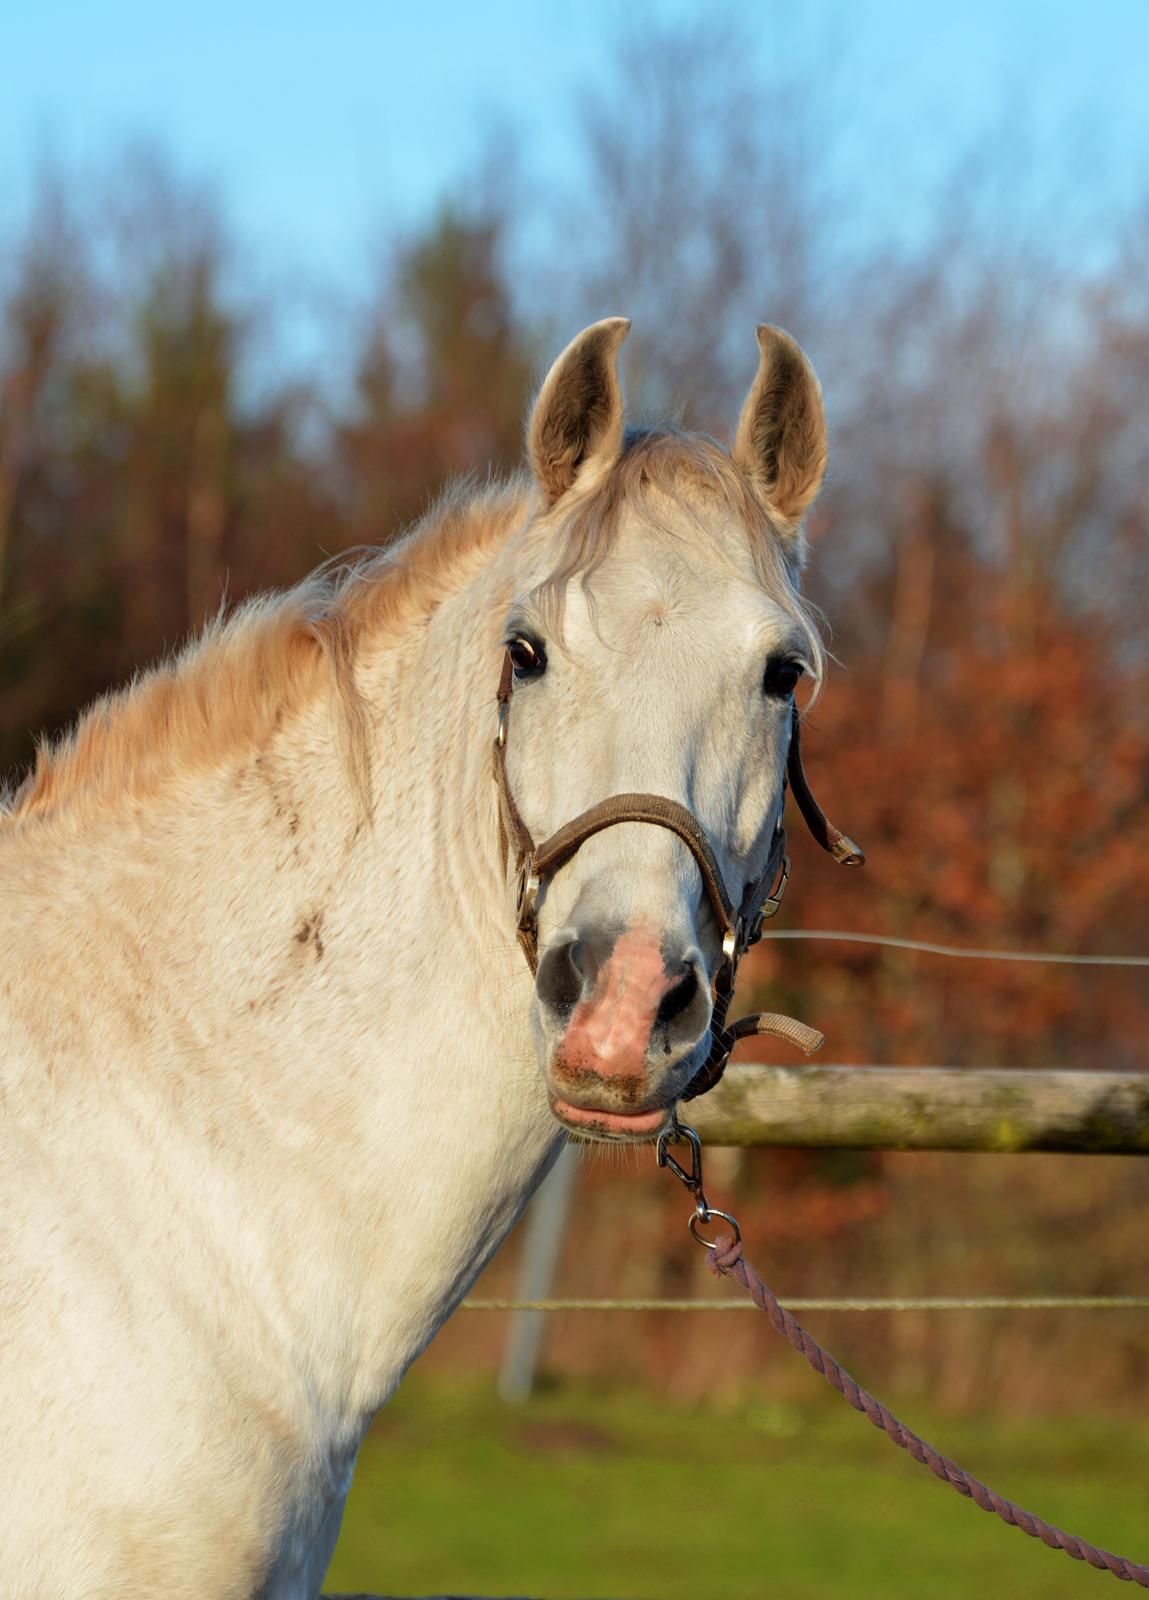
[688, 1207, 742, 1251]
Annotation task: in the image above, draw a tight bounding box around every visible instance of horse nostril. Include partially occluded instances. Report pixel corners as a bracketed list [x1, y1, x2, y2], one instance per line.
[536, 937, 586, 1014]
[656, 967, 700, 1028]
[537, 926, 619, 1015]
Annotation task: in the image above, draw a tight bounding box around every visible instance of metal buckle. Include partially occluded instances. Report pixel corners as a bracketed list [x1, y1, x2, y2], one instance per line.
[515, 857, 540, 933]
[831, 834, 865, 866]
[751, 854, 790, 938]
[496, 701, 509, 750]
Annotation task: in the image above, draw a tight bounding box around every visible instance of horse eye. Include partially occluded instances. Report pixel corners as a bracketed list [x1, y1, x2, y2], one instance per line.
[763, 655, 804, 698]
[507, 636, 546, 679]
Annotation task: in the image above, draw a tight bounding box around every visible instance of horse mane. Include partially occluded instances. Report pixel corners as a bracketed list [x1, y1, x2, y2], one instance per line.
[2, 429, 821, 831]
[2, 477, 532, 829]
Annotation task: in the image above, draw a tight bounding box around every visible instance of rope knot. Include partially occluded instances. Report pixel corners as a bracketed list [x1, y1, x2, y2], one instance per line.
[706, 1232, 745, 1276]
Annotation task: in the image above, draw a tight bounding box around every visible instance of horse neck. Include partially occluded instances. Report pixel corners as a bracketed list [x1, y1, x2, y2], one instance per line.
[278, 556, 562, 1411]
[10, 550, 559, 1424]
[20, 564, 529, 1075]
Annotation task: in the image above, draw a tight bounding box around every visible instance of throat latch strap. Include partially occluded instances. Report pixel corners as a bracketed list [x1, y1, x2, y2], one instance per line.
[787, 704, 865, 866]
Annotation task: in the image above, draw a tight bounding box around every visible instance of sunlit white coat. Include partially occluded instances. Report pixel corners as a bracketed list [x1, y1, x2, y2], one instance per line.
[0, 319, 829, 1598]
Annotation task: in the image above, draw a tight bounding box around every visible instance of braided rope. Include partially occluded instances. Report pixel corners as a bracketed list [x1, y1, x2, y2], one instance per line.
[706, 1234, 1149, 1587]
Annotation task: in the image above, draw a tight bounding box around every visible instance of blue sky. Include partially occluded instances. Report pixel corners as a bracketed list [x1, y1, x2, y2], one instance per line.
[2, 0, 1146, 287]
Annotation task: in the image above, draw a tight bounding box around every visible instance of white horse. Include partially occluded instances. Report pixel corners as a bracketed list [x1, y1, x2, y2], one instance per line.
[0, 319, 830, 1599]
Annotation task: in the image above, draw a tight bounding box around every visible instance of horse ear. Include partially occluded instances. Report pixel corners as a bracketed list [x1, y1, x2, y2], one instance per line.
[528, 318, 629, 505]
[731, 325, 828, 546]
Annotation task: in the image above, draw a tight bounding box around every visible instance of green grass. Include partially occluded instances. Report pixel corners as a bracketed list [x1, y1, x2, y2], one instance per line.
[323, 1375, 1149, 1599]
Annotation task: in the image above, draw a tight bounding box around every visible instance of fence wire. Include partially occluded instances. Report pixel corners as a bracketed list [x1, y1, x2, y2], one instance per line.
[480, 934, 1149, 1352]
[465, 1296, 1149, 1313]
[758, 930, 1149, 966]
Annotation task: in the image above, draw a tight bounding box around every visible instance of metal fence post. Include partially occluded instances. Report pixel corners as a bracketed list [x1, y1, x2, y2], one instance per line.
[497, 1141, 580, 1403]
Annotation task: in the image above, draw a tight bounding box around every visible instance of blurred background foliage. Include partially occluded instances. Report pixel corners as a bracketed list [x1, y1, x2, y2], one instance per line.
[2, 10, 1148, 1414]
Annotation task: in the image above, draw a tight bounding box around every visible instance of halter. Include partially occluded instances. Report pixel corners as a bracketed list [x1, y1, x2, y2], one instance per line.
[491, 650, 864, 1101]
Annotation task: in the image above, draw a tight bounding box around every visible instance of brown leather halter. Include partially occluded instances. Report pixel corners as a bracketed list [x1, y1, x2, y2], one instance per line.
[491, 650, 864, 1101]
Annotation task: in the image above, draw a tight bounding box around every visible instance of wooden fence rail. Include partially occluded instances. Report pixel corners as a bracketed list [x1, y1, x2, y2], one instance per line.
[323, 1068, 1149, 1600]
[686, 1064, 1149, 1153]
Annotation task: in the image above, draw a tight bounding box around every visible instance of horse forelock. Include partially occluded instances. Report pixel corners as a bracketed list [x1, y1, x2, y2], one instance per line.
[528, 427, 825, 691]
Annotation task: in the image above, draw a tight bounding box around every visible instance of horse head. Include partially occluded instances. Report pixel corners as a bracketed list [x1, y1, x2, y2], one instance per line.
[498, 319, 830, 1141]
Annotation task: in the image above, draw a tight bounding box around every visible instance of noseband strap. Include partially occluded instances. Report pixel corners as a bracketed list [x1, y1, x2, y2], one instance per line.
[491, 649, 863, 1099]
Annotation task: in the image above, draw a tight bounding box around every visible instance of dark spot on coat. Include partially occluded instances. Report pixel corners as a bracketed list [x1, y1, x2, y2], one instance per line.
[293, 912, 325, 960]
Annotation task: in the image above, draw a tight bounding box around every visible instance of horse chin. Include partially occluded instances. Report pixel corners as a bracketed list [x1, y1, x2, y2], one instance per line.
[546, 1094, 672, 1144]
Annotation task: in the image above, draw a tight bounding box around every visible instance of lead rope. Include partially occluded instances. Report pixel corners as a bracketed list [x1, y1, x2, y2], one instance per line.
[657, 1124, 1149, 1588]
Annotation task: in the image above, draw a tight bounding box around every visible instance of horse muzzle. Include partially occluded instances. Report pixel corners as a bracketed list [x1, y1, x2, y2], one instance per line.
[535, 923, 711, 1140]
